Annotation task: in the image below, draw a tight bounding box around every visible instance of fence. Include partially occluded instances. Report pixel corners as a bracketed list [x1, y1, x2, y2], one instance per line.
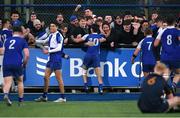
[0, 0, 180, 25]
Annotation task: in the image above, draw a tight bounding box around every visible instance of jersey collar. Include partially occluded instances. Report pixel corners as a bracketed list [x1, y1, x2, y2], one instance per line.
[2, 28, 9, 30]
[167, 26, 175, 29]
[13, 34, 23, 38]
[146, 35, 152, 38]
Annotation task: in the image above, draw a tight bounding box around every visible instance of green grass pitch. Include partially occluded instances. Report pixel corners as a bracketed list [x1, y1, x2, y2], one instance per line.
[0, 101, 179, 117]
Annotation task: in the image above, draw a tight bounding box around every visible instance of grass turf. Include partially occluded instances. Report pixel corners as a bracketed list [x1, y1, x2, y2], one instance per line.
[0, 101, 179, 117]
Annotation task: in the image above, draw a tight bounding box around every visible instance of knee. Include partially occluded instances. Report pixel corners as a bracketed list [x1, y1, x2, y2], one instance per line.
[44, 77, 49, 82]
[174, 97, 180, 103]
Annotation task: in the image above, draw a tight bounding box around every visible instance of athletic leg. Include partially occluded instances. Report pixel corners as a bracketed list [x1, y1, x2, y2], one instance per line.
[3, 76, 13, 106]
[95, 67, 103, 94]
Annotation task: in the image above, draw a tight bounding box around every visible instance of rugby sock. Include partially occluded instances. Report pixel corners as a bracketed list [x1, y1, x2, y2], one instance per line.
[84, 83, 88, 89]
[4, 93, 9, 98]
[42, 92, 47, 98]
[18, 97, 23, 102]
[61, 94, 65, 99]
[99, 84, 103, 90]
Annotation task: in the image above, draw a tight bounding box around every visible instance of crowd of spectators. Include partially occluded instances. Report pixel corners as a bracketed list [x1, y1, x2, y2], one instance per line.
[0, 5, 179, 49]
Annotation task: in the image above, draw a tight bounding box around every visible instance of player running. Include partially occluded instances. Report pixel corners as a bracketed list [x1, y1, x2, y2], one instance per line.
[131, 28, 156, 77]
[138, 62, 180, 113]
[1, 26, 29, 106]
[154, 16, 180, 93]
[74, 24, 106, 94]
[35, 22, 66, 102]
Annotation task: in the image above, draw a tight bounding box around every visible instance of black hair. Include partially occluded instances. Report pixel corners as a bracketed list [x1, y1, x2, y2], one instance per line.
[50, 21, 58, 27]
[2, 19, 10, 25]
[102, 21, 110, 28]
[144, 28, 153, 36]
[166, 16, 175, 26]
[13, 26, 22, 33]
[11, 10, 20, 16]
[90, 24, 100, 33]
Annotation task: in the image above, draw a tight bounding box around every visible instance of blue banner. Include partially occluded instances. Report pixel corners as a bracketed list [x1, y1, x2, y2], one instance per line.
[24, 48, 143, 87]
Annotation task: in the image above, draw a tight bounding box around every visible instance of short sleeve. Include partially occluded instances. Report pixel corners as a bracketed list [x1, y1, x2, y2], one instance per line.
[156, 28, 166, 40]
[82, 34, 89, 41]
[22, 39, 28, 49]
[177, 29, 180, 37]
[56, 33, 63, 43]
[0, 41, 3, 48]
[137, 39, 144, 49]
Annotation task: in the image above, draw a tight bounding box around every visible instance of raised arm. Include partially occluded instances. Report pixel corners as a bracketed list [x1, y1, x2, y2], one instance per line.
[154, 29, 165, 47]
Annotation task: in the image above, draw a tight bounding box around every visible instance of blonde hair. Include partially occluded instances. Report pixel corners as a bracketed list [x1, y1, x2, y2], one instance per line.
[33, 19, 41, 26]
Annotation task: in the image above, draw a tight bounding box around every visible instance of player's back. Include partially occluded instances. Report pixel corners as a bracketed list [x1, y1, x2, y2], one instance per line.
[3, 35, 28, 67]
[160, 27, 180, 61]
[138, 73, 170, 109]
[85, 33, 102, 55]
[140, 36, 156, 65]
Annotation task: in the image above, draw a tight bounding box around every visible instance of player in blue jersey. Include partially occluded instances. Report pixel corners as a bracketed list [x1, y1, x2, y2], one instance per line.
[1, 19, 13, 43]
[35, 22, 66, 102]
[131, 28, 156, 77]
[154, 16, 180, 93]
[74, 24, 106, 94]
[1, 26, 29, 106]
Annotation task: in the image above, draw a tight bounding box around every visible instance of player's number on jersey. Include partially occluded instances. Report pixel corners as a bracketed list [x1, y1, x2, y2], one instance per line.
[9, 40, 16, 49]
[167, 35, 172, 45]
[89, 38, 99, 46]
[147, 42, 152, 51]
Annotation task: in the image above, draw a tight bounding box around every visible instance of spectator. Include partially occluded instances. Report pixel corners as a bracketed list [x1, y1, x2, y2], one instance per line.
[10, 10, 23, 27]
[59, 23, 72, 44]
[118, 20, 140, 46]
[104, 15, 113, 24]
[97, 16, 103, 21]
[149, 11, 159, 26]
[68, 15, 79, 35]
[110, 15, 123, 31]
[56, 13, 65, 27]
[86, 16, 94, 27]
[71, 17, 88, 42]
[136, 20, 150, 42]
[26, 12, 37, 31]
[84, 8, 96, 18]
[95, 18, 104, 34]
[0, 19, 2, 30]
[30, 19, 48, 45]
[101, 21, 119, 50]
[123, 11, 133, 21]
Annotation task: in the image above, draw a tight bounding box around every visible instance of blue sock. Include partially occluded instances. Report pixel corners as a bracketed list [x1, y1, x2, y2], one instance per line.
[84, 83, 88, 88]
[4, 93, 9, 97]
[61, 94, 65, 99]
[99, 84, 103, 89]
[18, 97, 23, 102]
[42, 92, 47, 98]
